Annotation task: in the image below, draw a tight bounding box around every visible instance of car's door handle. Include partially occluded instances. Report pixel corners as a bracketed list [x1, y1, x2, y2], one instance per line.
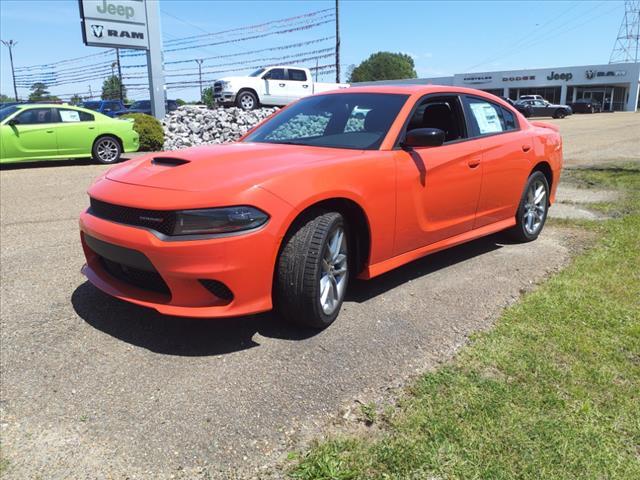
[522, 145, 531, 152]
[88, 126, 95, 130]
[46, 130, 54, 133]
[302, 84, 309, 88]
[468, 159, 481, 168]
[279, 83, 285, 87]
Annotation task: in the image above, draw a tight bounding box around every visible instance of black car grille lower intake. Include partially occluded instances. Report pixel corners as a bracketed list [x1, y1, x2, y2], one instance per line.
[89, 198, 176, 236]
[100, 257, 170, 295]
[199, 279, 234, 301]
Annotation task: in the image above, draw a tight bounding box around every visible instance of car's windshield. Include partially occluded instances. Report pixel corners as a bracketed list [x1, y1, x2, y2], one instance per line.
[244, 93, 409, 150]
[131, 101, 150, 109]
[82, 101, 101, 111]
[249, 68, 265, 77]
[0, 106, 20, 121]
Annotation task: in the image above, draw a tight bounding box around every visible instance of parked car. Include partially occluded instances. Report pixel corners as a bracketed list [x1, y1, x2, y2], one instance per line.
[519, 94, 545, 101]
[502, 97, 533, 117]
[0, 104, 139, 164]
[79, 86, 562, 328]
[112, 100, 179, 117]
[81, 100, 127, 117]
[567, 98, 603, 114]
[516, 99, 572, 118]
[213, 65, 349, 110]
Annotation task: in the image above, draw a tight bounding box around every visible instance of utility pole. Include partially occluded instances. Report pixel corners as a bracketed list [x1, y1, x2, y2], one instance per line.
[196, 59, 204, 102]
[1, 39, 19, 101]
[116, 48, 124, 102]
[335, 0, 340, 83]
[88, 84, 93, 99]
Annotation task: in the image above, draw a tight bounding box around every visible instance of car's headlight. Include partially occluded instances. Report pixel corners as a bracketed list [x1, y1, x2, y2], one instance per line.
[173, 206, 268, 235]
[222, 81, 232, 90]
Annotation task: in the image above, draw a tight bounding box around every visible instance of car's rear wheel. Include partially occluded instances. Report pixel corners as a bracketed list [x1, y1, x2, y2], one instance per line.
[275, 211, 349, 329]
[508, 171, 550, 242]
[236, 90, 258, 111]
[92, 136, 122, 164]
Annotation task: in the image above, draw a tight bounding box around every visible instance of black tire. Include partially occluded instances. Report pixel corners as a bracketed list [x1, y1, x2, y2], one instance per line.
[235, 90, 258, 111]
[275, 211, 349, 329]
[554, 109, 567, 119]
[508, 171, 550, 243]
[92, 136, 122, 164]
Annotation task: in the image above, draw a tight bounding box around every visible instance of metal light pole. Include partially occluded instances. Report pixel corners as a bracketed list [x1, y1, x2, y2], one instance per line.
[335, 0, 340, 83]
[1, 39, 19, 101]
[196, 59, 204, 102]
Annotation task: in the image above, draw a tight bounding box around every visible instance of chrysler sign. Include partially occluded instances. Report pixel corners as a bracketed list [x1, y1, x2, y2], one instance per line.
[80, 0, 149, 49]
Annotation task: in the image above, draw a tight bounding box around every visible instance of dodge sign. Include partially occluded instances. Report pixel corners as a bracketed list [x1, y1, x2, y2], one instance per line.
[80, 0, 149, 50]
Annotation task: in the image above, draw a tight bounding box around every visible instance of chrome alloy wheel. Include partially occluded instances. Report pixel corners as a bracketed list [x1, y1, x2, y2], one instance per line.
[320, 227, 348, 315]
[523, 179, 547, 235]
[96, 138, 119, 163]
[239, 93, 254, 110]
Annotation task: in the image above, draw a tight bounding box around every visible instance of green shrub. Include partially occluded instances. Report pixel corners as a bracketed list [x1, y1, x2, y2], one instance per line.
[120, 113, 164, 151]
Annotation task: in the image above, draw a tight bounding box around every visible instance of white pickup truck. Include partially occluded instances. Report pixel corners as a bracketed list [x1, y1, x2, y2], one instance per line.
[213, 65, 349, 110]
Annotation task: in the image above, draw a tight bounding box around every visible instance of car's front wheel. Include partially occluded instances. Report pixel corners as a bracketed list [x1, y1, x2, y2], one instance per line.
[92, 136, 122, 164]
[275, 211, 349, 329]
[554, 109, 567, 119]
[508, 171, 550, 242]
[236, 90, 258, 111]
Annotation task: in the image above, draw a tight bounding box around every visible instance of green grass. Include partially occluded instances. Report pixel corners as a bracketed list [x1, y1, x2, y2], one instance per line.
[290, 164, 640, 480]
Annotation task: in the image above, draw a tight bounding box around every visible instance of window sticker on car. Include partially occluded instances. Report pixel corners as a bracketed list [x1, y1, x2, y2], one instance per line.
[470, 102, 503, 134]
[60, 110, 81, 122]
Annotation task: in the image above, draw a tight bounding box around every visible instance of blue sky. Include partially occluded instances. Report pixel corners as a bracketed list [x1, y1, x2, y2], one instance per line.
[0, 0, 627, 102]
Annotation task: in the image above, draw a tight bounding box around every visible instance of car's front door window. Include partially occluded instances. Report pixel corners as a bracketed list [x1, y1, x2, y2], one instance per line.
[15, 108, 54, 125]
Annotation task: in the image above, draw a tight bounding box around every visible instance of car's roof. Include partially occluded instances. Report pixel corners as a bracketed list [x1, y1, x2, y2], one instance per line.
[328, 84, 502, 97]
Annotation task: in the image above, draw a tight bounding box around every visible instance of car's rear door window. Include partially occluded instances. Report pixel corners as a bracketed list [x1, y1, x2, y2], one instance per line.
[56, 109, 94, 122]
[464, 96, 519, 137]
[287, 69, 307, 82]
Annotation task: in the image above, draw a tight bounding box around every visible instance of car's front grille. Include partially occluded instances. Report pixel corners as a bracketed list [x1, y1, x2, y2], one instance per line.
[214, 81, 223, 93]
[100, 257, 170, 295]
[89, 198, 176, 236]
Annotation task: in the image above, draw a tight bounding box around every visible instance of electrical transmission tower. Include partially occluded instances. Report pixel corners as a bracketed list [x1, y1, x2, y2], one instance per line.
[609, 0, 640, 63]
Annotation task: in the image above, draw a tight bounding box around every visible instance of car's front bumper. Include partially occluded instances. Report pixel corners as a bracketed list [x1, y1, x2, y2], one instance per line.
[214, 91, 236, 105]
[79, 206, 281, 318]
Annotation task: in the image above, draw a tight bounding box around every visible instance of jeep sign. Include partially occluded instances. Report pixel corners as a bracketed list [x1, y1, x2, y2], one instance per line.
[80, 0, 149, 49]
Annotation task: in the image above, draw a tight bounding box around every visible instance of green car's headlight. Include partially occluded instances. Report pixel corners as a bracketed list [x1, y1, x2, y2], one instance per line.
[173, 206, 268, 236]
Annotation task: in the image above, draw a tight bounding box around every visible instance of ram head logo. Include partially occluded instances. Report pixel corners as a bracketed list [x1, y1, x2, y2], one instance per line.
[585, 70, 596, 80]
[91, 24, 104, 38]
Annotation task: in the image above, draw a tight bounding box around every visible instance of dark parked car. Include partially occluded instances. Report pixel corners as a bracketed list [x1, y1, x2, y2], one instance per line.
[502, 97, 533, 117]
[112, 100, 179, 117]
[81, 100, 127, 117]
[516, 99, 572, 119]
[567, 98, 603, 114]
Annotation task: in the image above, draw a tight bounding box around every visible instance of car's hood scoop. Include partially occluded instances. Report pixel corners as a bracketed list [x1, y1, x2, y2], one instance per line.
[150, 156, 190, 167]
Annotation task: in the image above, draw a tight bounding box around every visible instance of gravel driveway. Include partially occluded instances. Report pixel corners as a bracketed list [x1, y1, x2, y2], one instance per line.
[1, 113, 635, 479]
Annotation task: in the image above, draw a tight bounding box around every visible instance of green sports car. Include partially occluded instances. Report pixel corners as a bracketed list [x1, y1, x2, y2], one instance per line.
[0, 104, 139, 164]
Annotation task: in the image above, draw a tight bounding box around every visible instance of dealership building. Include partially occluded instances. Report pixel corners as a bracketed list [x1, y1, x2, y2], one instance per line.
[364, 62, 640, 112]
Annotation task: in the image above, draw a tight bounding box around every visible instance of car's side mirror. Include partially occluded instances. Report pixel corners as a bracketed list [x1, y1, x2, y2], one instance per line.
[401, 128, 445, 150]
[7, 118, 18, 126]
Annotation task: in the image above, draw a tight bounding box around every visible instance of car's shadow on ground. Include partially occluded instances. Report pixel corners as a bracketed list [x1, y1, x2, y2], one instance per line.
[71, 233, 506, 357]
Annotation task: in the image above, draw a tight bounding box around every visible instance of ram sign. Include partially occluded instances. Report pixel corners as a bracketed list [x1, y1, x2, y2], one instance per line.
[80, 0, 149, 49]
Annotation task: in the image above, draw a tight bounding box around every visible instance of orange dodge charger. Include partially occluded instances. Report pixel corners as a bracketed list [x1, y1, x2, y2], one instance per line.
[79, 85, 562, 328]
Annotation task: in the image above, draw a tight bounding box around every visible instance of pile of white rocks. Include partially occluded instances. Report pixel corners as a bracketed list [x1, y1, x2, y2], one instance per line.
[162, 106, 278, 150]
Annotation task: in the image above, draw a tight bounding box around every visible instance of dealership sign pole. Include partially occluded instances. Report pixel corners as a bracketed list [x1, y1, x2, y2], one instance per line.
[79, 0, 166, 118]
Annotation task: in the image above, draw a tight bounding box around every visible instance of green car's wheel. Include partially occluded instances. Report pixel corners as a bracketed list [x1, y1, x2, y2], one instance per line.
[92, 136, 122, 164]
